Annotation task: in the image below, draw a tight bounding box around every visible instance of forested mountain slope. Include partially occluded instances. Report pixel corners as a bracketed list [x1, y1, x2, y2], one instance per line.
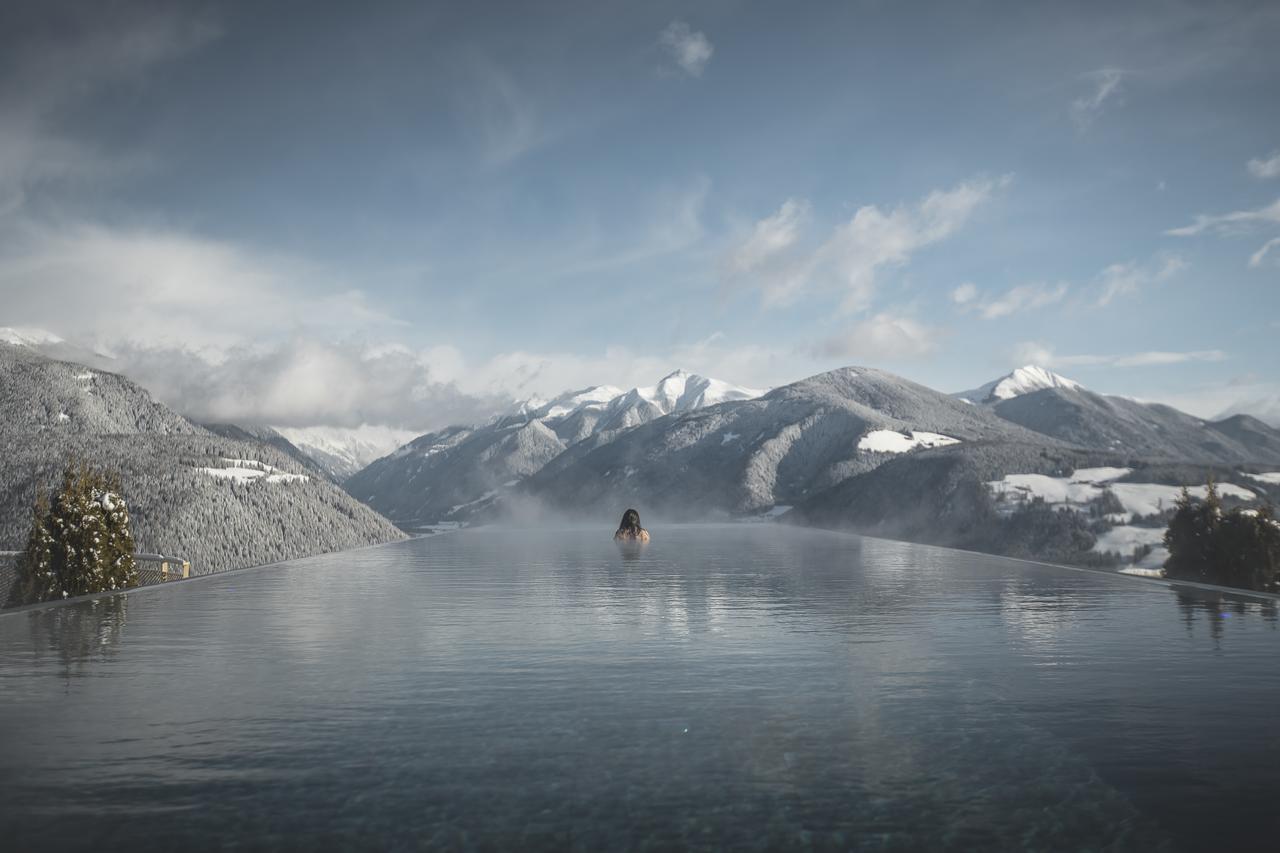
[509, 367, 1057, 521]
[0, 345, 404, 581]
[990, 387, 1280, 464]
[346, 370, 762, 525]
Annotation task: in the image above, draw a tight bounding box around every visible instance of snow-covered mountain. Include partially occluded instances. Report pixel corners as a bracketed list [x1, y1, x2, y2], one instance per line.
[273, 425, 419, 481]
[511, 367, 1052, 522]
[344, 370, 764, 525]
[0, 344, 404, 589]
[949, 366, 1280, 465]
[1219, 395, 1280, 429]
[955, 365, 1083, 403]
[0, 326, 64, 347]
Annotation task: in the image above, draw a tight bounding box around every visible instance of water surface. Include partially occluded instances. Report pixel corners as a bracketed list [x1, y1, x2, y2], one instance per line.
[1, 525, 1278, 850]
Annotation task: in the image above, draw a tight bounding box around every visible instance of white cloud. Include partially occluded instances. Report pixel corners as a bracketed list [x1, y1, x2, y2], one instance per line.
[812, 312, 940, 361]
[1016, 342, 1227, 370]
[1011, 341, 1056, 368]
[659, 21, 714, 77]
[1247, 150, 1280, 179]
[729, 176, 1006, 311]
[51, 330, 803, 433]
[1096, 253, 1187, 306]
[727, 199, 809, 275]
[978, 282, 1068, 319]
[1151, 377, 1280, 424]
[0, 220, 402, 352]
[951, 282, 978, 305]
[94, 338, 503, 431]
[1248, 236, 1280, 268]
[823, 177, 1007, 313]
[1070, 68, 1124, 130]
[722, 198, 812, 305]
[1167, 197, 1280, 265]
[1167, 197, 1280, 236]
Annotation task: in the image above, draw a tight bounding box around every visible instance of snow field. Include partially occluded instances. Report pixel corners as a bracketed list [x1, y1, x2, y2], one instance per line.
[988, 468, 1255, 520]
[857, 430, 961, 454]
[197, 458, 309, 484]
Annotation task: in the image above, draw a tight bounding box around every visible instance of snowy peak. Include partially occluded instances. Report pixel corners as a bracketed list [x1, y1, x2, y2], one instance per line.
[524, 384, 625, 420]
[957, 365, 1083, 404]
[0, 326, 64, 347]
[273, 424, 419, 481]
[517, 370, 762, 425]
[634, 370, 763, 415]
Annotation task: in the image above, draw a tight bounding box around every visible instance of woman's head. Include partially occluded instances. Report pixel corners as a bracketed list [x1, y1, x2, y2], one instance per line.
[619, 508, 641, 530]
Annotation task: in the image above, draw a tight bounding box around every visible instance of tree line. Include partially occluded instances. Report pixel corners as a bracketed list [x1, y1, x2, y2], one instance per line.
[1164, 480, 1280, 593]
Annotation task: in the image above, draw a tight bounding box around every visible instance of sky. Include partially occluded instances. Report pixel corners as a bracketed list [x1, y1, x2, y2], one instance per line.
[1, 0, 1278, 431]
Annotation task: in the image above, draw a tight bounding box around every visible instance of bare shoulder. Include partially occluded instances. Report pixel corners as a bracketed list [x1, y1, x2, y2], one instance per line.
[637, 529, 650, 542]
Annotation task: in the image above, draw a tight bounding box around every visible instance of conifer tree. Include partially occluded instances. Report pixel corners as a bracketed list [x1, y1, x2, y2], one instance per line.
[1163, 483, 1220, 584]
[12, 462, 139, 604]
[1164, 479, 1280, 593]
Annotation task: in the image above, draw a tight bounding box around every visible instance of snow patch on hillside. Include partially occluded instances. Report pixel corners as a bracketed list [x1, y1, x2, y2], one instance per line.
[858, 430, 960, 453]
[1093, 525, 1165, 555]
[989, 468, 1255, 519]
[198, 458, 309, 484]
[1244, 472, 1280, 485]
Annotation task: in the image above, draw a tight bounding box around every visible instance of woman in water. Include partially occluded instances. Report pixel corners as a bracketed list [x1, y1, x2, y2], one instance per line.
[614, 508, 650, 543]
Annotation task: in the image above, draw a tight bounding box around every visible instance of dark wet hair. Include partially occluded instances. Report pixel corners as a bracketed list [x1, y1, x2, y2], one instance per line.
[618, 508, 642, 532]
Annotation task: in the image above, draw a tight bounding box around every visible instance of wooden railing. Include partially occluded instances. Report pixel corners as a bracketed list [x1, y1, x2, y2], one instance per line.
[134, 553, 192, 583]
[0, 551, 192, 608]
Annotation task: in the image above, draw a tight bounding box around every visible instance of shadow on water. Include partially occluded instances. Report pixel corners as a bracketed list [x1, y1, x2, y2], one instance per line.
[25, 595, 129, 679]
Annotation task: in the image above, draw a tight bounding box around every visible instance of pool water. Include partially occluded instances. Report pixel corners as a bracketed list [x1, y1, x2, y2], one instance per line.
[1, 525, 1278, 850]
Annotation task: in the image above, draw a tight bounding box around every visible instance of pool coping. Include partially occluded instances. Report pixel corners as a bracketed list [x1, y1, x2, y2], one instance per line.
[2, 522, 1275, 618]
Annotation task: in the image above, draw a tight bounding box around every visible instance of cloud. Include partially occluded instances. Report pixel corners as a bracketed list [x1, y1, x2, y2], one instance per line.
[951, 282, 978, 305]
[659, 21, 714, 77]
[1070, 68, 1124, 130]
[0, 4, 221, 213]
[728, 176, 1007, 311]
[1016, 342, 1227, 370]
[455, 58, 547, 167]
[1011, 341, 1056, 368]
[1167, 197, 1280, 265]
[528, 174, 711, 282]
[100, 338, 505, 431]
[811, 312, 940, 361]
[1096, 253, 1187, 306]
[977, 282, 1069, 319]
[30, 326, 804, 432]
[0, 220, 402, 352]
[1166, 197, 1280, 236]
[722, 198, 812, 304]
[1249, 236, 1280, 268]
[1247, 150, 1280, 179]
[726, 199, 809, 275]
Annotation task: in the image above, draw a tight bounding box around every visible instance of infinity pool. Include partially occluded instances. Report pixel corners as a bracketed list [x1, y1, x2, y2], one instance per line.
[1, 526, 1278, 850]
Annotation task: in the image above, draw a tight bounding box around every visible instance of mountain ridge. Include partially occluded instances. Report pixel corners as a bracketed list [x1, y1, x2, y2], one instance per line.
[0, 344, 405, 587]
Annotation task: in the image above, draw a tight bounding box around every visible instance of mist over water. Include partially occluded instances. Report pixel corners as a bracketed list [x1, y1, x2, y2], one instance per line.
[1, 526, 1278, 849]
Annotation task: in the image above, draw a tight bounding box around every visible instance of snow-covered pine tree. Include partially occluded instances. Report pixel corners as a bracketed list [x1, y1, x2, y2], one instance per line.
[12, 462, 139, 604]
